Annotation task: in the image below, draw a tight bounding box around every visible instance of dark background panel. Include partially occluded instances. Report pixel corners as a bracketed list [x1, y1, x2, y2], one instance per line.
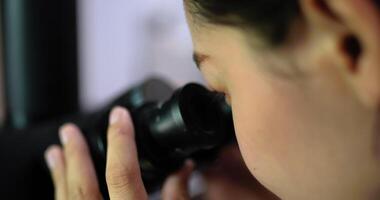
[2, 0, 78, 130]
[0, 0, 78, 199]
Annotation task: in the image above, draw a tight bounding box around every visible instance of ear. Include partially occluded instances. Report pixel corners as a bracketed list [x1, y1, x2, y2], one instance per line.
[300, 0, 380, 108]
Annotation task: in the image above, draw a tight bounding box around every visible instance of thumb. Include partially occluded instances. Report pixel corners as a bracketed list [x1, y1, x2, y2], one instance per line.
[162, 160, 195, 200]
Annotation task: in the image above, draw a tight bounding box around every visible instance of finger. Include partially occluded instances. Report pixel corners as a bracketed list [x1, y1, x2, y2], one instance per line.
[59, 123, 102, 200]
[45, 145, 67, 200]
[162, 160, 195, 200]
[105, 106, 148, 200]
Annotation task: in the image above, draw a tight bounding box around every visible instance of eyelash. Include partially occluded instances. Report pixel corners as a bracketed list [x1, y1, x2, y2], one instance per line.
[209, 83, 227, 97]
[198, 64, 228, 96]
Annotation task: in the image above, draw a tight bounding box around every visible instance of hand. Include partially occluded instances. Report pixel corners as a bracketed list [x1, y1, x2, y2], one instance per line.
[44, 106, 194, 200]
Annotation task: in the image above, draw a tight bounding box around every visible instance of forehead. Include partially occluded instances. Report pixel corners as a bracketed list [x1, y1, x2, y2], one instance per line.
[182, 0, 269, 48]
[186, 17, 267, 52]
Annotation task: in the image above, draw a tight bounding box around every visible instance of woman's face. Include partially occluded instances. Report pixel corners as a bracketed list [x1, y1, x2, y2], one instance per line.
[185, 3, 380, 200]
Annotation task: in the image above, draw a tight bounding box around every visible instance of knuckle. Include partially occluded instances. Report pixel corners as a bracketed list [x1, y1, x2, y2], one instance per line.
[69, 187, 85, 200]
[69, 185, 101, 200]
[162, 192, 189, 200]
[105, 164, 140, 190]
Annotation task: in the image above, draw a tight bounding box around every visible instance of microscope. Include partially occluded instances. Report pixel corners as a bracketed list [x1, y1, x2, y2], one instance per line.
[83, 78, 236, 195]
[0, 78, 235, 199]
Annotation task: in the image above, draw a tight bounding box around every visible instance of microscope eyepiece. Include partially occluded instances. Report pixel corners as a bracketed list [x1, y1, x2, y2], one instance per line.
[149, 83, 230, 151]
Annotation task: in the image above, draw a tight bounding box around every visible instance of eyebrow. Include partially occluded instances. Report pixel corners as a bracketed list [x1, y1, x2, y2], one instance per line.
[192, 52, 210, 69]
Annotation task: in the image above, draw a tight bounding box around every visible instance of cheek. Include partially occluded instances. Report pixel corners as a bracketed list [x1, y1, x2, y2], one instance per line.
[227, 65, 319, 194]
[228, 62, 380, 198]
[229, 74, 302, 184]
[232, 89, 298, 160]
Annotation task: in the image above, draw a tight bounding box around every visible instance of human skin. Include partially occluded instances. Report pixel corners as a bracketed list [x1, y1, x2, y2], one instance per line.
[45, 0, 380, 199]
[185, 0, 380, 199]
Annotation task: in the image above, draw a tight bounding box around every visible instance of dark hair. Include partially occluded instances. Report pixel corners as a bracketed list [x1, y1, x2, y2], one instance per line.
[189, 0, 300, 45]
[190, 0, 380, 45]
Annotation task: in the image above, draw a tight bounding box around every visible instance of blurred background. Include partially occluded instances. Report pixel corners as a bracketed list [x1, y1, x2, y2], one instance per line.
[0, 0, 203, 129]
[0, 0, 205, 199]
[78, 0, 203, 112]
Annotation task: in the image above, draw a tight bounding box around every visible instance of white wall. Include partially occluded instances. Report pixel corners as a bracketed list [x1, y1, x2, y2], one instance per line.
[78, 0, 204, 111]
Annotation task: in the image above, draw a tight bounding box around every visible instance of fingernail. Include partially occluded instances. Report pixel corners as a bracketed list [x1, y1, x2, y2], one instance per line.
[59, 123, 76, 145]
[109, 106, 127, 125]
[45, 147, 57, 170]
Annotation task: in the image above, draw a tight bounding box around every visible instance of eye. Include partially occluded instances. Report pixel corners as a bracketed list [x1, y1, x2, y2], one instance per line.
[203, 78, 225, 94]
[197, 61, 228, 100]
[200, 71, 231, 106]
[224, 93, 231, 106]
